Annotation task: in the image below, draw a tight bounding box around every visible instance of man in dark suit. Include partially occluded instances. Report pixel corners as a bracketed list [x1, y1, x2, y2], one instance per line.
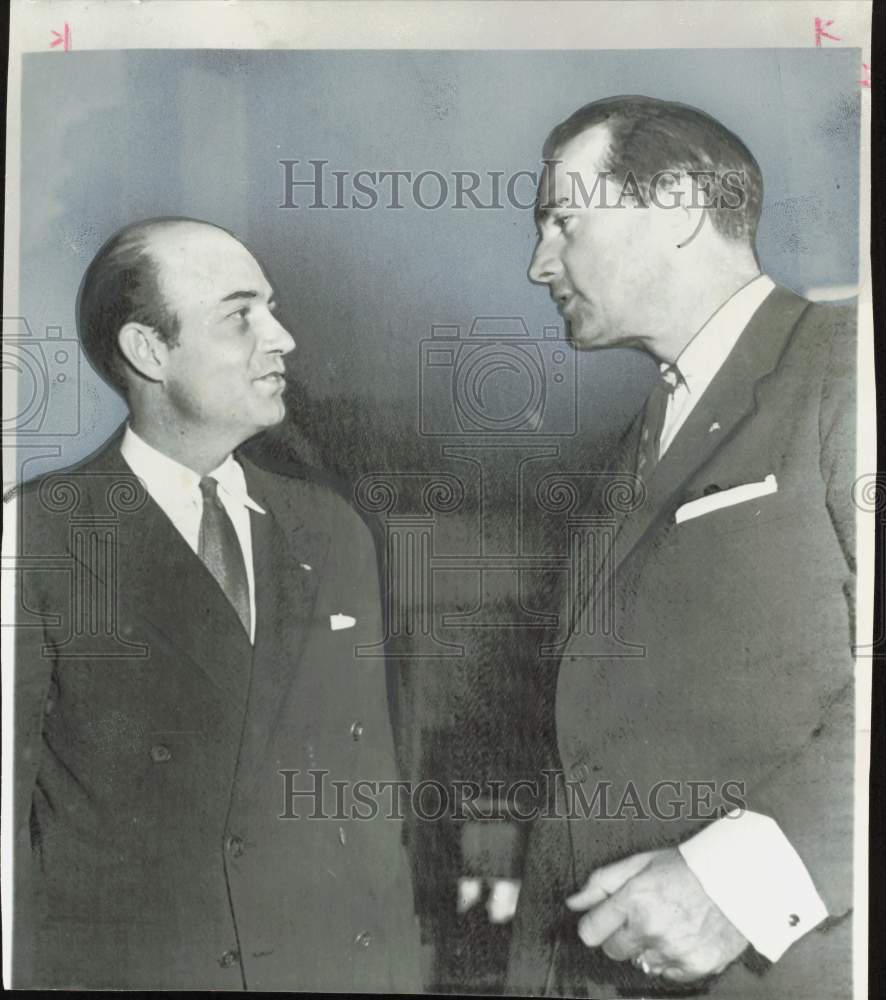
[10, 218, 421, 990]
[507, 97, 856, 998]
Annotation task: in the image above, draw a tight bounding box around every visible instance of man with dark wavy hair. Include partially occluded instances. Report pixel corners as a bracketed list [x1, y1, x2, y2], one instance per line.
[507, 96, 855, 999]
[11, 217, 421, 990]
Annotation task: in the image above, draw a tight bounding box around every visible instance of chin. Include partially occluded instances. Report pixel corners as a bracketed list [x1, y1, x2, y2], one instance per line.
[265, 400, 288, 426]
[567, 320, 604, 351]
[254, 394, 287, 424]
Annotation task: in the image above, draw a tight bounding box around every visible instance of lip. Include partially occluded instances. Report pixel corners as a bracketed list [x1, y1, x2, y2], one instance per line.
[254, 371, 286, 388]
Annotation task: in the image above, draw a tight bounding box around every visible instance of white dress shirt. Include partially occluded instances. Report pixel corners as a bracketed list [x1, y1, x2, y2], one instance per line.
[119, 425, 265, 643]
[658, 274, 775, 458]
[658, 275, 828, 960]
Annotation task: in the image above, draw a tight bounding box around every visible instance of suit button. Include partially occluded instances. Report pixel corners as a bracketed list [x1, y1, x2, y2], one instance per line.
[226, 835, 245, 858]
[219, 949, 240, 968]
[354, 931, 372, 948]
[150, 744, 172, 763]
[350, 720, 364, 741]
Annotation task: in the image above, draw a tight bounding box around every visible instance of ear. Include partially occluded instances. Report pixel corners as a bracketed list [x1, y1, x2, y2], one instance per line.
[674, 202, 707, 250]
[658, 171, 713, 250]
[117, 322, 169, 383]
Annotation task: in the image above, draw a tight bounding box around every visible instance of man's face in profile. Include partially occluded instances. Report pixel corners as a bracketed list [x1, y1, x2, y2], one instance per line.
[529, 124, 673, 350]
[149, 224, 295, 444]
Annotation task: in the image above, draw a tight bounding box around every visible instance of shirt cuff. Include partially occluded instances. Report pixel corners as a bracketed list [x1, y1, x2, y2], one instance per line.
[678, 810, 828, 962]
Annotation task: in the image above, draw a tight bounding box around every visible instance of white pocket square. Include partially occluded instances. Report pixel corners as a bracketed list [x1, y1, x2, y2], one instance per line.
[330, 613, 356, 631]
[675, 474, 777, 525]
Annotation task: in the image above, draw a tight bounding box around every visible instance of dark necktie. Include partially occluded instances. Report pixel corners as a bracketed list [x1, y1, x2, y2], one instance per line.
[636, 364, 681, 476]
[198, 476, 251, 638]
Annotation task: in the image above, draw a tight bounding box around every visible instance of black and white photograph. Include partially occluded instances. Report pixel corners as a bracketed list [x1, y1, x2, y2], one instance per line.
[1, 1, 875, 996]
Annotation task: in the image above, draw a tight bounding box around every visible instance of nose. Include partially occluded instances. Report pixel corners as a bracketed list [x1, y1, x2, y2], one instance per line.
[266, 313, 296, 356]
[528, 236, 560, 285]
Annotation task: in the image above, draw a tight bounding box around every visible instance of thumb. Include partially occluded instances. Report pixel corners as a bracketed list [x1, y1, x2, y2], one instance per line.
[565, 851, 655, 911]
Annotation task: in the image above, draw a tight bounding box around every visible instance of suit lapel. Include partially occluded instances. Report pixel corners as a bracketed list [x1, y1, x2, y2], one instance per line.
[225, 460, 328, 806]
[569, 408, 645, 528]
[560, 414, 644, 636]
[58, 441, 255, 708]
[606, 285, 810, 579]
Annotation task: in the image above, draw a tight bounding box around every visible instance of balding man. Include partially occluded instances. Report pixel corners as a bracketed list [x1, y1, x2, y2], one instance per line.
[11, 218, 421, 990]
[507, 97, 856, 999]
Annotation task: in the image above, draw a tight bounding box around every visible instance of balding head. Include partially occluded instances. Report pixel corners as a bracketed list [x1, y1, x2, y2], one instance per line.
[77, 217, 241, 394]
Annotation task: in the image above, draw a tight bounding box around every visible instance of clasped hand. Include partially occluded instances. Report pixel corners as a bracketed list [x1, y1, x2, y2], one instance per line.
[565, 848, 748, 984]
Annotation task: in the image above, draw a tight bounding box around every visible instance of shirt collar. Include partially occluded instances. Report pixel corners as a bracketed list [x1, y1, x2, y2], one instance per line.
[120, 425, 265, 514]
[663, 274, 776, 392]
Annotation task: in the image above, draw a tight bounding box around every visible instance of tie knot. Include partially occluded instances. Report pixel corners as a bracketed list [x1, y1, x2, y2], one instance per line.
[199, 476, 221, 501]
[660, 364, 682, 392]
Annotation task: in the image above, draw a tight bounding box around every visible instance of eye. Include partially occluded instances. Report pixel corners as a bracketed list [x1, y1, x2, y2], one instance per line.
[554, 214, 574, 232]
[228, 306, 250, 321]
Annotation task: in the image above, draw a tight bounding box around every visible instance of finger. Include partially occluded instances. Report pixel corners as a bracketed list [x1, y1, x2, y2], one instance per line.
[600, 925, 644, 962]
[565, 852, 655, 910]
[659, 965, 691, 983]
[657, 963, 713, 985]
[576, 897, 628, 948]
[632, 951, 667, 978]
[637, 945, 667, 970]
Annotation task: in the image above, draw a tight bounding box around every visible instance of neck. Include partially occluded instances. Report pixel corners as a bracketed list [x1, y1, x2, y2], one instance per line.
[128, 407, 239, 477]
[649, 252, 761, 364]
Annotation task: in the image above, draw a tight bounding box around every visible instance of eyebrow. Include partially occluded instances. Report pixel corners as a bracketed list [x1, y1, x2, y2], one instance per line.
[534, 196, 572, 224]
[219, 289, 275, 304]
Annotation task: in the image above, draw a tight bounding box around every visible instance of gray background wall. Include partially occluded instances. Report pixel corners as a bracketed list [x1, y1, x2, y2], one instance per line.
[15, 48, 860, 480]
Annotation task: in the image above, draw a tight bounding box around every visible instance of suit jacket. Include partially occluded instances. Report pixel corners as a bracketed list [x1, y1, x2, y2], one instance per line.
[507, 287, 857, 998]
[11, 430, 422, 990]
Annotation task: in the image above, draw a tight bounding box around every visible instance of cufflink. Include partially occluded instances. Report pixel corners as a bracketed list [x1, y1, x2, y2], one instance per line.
[330, 613, 356, 630]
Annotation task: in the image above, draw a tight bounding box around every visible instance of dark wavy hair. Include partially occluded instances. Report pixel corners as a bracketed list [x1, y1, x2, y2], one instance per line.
[542, 95, 763, 248]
